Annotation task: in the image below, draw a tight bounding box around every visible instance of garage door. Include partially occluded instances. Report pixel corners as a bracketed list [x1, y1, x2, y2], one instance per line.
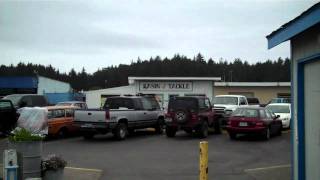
[304, 60, 320, 180]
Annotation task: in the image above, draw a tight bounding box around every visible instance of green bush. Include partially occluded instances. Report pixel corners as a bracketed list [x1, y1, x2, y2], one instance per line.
[9, 128, 44, 142]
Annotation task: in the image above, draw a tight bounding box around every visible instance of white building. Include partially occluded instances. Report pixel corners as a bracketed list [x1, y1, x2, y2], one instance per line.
[85, 77, 221, 108]
[37, 76, 72, 95]
[267, 3, 320, 180]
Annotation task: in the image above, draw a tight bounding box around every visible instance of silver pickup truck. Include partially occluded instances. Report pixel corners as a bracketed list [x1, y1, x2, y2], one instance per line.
[74, 96, 164, 140]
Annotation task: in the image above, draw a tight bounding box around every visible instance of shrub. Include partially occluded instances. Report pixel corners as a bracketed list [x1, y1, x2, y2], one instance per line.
[42, 154, 67, 172]
[8, 128, 44, 142]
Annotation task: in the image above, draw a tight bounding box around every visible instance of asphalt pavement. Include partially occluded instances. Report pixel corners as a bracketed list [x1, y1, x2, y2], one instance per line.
[40, 130, 291, 180]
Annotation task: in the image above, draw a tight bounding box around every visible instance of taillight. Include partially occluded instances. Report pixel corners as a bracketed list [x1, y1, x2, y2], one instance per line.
[256, 122, 264, 126]
[105, 110, 110, 121]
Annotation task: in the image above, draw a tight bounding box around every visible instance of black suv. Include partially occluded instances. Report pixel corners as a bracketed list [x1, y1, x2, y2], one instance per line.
[165, 96, 219, 138]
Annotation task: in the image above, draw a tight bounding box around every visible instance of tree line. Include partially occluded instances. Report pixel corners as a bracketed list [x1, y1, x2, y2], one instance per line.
[0, 53, 290, 91]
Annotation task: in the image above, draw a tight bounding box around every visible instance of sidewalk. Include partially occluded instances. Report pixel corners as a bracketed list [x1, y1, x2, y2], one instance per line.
[0, 164, 102, 180]
[0, 138, 102, 180]
[245, 164, 291, 180]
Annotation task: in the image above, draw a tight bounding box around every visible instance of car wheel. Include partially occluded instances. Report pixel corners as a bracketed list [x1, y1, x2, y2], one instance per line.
[198, 121, 209, 138]
[58, 128, 68, 138]
[155, 118, 164, 134]
[277, 126, 282, 136]
[229, 133, 237, 140]
[213, 120, 222, 134]
[114, 123, 128, 140]
[166, 126, 177, 137]
[264, 127, 271, 140]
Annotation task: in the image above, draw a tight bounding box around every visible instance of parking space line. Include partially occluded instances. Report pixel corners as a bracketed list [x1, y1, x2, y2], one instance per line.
[65, 166, 103, 173]
[244, 164, 291, 172]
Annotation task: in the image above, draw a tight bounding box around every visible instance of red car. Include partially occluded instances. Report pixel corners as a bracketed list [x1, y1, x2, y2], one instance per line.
[226, 107, 282, 140]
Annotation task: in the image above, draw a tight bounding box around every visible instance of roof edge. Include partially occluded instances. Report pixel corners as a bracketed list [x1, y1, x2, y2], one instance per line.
[267, 2, 320, 49]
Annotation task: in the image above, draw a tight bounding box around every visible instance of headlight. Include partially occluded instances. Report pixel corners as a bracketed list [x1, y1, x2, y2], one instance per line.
[225, 110, 233, 115]
[283, 117, 290, 121]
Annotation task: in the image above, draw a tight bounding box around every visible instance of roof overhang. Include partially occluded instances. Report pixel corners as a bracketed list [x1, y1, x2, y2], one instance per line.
[128, 77, 221, 84]
[215, 82, 291, 87]
[267, 2, 320, 49]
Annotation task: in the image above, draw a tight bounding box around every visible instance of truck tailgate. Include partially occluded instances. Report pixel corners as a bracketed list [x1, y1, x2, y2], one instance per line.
[74, 109, 106, 123]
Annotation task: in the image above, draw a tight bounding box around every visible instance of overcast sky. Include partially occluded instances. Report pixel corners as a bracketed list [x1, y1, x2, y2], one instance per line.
[0, 0, 318, 73]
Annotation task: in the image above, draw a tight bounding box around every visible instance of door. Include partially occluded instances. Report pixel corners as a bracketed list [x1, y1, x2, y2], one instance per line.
[304, 60, 320, 180]
[266, 109, 281, 135]
[48, 109, 66, 135]
[140, 98, 155, 127]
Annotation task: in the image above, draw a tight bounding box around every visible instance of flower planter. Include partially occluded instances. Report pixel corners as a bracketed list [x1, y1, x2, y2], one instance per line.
[43, 169, 64, 180]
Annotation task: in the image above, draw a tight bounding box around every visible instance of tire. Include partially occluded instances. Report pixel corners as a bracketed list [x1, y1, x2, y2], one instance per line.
[264, 127, 271, 140]
[213, 120, 222, 134]
[174, 110, 189, 123]
[155, 118, 164, 134]
[57, 128, 68, 138]
[166, 126, 177, 137]
[114, 123, 128, 140]
[229, 133, 237, 140]
[83, 133, 94, 140]
[198, 121, 209, 138]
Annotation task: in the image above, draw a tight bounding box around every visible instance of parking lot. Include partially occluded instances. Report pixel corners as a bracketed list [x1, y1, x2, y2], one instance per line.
[41, 130, 291, 180]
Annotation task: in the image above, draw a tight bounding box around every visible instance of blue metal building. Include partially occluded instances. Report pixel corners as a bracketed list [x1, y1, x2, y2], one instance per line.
[0, 76, 83, 104]
[267, 2, 320, 180]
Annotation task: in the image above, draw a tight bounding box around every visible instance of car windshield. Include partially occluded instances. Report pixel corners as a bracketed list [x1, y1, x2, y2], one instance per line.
[0, 101, 12, 109]
[3, 95, 23, 106]
[213, 97, 238, 105]
[232, 108, 259, 118]
[169, 98, 198, 111]
[267, 105, 290, 113]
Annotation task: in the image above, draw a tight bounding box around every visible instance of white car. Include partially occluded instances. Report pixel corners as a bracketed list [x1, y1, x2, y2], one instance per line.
[266, 103, 291, 128]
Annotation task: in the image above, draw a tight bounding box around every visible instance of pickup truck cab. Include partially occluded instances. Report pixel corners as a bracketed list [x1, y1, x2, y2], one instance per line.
[213, 95, 249, 127]
[0, 100, 18, 134]
[74, 96, 164, 140]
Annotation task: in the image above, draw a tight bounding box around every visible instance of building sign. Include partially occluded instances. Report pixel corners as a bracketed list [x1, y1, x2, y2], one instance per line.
[139, 81, 193, 91]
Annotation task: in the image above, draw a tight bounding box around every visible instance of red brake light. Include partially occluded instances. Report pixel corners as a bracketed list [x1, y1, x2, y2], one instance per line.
[256, 122, 264, 126]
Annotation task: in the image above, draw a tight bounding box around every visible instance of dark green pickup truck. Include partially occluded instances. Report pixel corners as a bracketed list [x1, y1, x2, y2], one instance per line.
[0, 99, 18, 134]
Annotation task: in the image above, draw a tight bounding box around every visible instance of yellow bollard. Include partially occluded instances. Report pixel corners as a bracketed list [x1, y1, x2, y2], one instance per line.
[199, 141, 208, 180]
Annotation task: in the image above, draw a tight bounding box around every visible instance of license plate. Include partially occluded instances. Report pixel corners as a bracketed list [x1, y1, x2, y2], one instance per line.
[81, 123, 93, 128]
[165, 117, 173, 122]
[239, 122, 248, 127]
